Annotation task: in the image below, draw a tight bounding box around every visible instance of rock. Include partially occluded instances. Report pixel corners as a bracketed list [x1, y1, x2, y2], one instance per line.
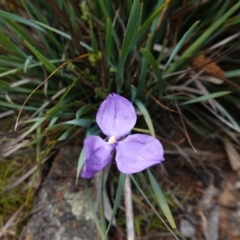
[180, 218, 196, 238]
[20, 146, 100, 240]
[201, 205, 219, 240]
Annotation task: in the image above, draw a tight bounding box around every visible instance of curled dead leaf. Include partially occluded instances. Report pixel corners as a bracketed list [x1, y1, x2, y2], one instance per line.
[191, 54, 225, 80]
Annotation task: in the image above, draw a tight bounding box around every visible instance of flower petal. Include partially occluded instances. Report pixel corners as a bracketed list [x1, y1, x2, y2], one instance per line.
[115, 134, 164, 174]
[96, 93, 136, 139]
[81, 136, 113, 178]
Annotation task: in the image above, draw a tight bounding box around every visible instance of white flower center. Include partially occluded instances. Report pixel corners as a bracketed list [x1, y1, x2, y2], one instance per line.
[108, 136, 117, 144]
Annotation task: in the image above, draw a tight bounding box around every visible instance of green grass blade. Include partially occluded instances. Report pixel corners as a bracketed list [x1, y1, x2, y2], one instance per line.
[140, 48, 163, 96]
[104, 173, 126, 239]
[100, 171, 107, 240]
[136, 33, 153, 99]
[225, 69, 240, 78]
[167, 2, 240, 73]
[34, 21, 71, 39]
[99, 0, 109, 19]
[130, 175, 179, 239]
[140, 48, 161, 77]
[76, 148, 86, 184]
[135, 99, 155, 137]
[119, 0, 139, 71]
[84, 180, 105, 239]
[24, 133, 45, 147]
[164, 21, 200, 70]
[22, 117, 47, 138]
[76, 105, 93, 119]
[0, 32, 27, 58]
[46, 78, 78, 116]
[22, 1, 59, 58]
[80, 41, 93, 52]
[192, 2, 240, 51]
[24, 41, 58, 73]
[0, 59, 64, 78]
[157, 38, 168, 64]
[135, 2, 168, 40]
[180, 91, 231, 105]
[215, 102, 239, 129]
[65, 119, 94, 127]
[65, 1, 78, 31]
[23, 56, 33, 73]
[127, 0, 133, 10]
[0, 101, 39, 111]
[147, 169, 176, 229]
[55, 0, 64, 9]
[25, 42, 56, 72]
[138, 1, 143, 29]
[111, 8, 119, 48]
[105, 18, 112, 65]
[26, 1, 48, 24]
[5, 20, 36, 46]
[90, 26, 98, 54]
[25, 2, 63, 54]
[0, 10, 44, 31]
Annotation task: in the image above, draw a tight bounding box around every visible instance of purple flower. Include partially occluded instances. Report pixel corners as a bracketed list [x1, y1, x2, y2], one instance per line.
[81, 93, 164, 178]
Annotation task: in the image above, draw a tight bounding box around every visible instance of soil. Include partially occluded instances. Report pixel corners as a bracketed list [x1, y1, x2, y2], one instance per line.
[18, 137, 240, 240]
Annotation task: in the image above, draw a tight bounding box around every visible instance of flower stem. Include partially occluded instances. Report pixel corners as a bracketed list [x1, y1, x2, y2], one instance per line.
[124, 175, 135, 240]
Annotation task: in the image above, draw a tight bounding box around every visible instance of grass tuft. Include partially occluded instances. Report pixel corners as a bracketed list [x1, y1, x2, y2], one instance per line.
[1, 0, 240, 239]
